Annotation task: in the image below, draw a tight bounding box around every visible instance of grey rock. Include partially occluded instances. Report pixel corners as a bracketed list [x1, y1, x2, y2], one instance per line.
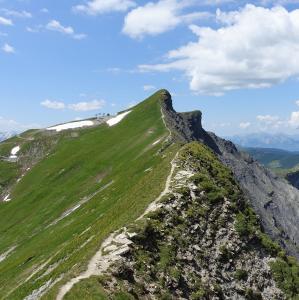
[161, 90, 299, 259]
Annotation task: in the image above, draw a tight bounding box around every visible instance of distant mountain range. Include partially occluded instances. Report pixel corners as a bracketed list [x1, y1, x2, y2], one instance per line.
[244, 147, 299, 170]
[226, 132, 299, 151]
[0, 132, 15, 142]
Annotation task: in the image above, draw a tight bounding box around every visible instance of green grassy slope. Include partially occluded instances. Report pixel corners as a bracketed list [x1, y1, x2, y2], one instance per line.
[0, 91, 178, 299]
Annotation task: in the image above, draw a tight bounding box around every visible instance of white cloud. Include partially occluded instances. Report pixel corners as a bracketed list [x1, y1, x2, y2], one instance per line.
[1, 9, 32, 18]
[41, 100, 66, 110]
[2, 43, 15, 53]
[26, 26, 42, 33]
[289, 111, 299, 127]
[257, 115, 280, 123]
[143, 85, 156, 91]
[123, 0, 212, 39]
[0, 116, 40, 132]
[0, 16, 13, 26]
[240, 122, 251, 129]
[73, 0, 136, 15]
[46, 20, 86, 40]
[68, 100, 106, 111]
[139, 5, 299, 95]
[295, 99, 299, 106]
[41, 99, 106, 111]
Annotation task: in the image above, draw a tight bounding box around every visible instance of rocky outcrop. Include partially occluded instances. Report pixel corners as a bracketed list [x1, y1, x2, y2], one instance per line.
[101, 143, 285, 299]
[160, 90, 220, 154]
[160, 90, 299, 259]
[286, 170, 299, 190]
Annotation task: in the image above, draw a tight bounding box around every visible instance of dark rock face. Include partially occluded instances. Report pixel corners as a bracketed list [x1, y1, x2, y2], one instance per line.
[160, 90, 221, 154]
[161, 91, 299, 259]
[208, 133, 299, 259]
[286, 171, 299, 190]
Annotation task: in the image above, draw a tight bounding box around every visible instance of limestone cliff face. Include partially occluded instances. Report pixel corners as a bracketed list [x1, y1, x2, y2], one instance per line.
[160, 90, 299, 259]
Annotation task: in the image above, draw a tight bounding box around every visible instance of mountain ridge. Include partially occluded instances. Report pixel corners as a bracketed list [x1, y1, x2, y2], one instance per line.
[0, 90, 298, 299]
[227, 133, 299, 151]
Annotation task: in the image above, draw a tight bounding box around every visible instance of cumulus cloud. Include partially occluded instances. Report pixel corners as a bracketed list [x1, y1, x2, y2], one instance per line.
[73, 0, 136, 15]
[240, 122, 251, 129]
[46, 20, 86, 40]
[68, 100, 106, 111]
[0, 9, 32, 18]
[257, 115, 280, 123]
[143, 85, 156, 91]
[289, 111, 299, 127]
[2, 43, 15, 53]
[123, 0, 212, 39]
[41, 100, 65, 110]
[41, 99, 106, 112]
[0, 16, 13, 26]
[139, 5, 299, 95]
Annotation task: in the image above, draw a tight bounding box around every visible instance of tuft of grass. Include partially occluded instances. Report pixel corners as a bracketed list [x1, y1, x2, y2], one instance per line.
[234, 269, 248, 281]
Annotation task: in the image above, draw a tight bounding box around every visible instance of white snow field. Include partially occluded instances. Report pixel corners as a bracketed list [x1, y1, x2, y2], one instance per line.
[106, 111, 132, 127]
[47, 120, 94, 132]
[9, 145, 20, 160]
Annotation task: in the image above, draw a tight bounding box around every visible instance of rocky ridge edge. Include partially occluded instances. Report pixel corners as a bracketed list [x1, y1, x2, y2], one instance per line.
[99, 143, 286, 299]
[159, 90, 299, 259]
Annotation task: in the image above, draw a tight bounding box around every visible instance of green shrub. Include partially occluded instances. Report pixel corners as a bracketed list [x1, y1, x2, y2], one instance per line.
[191, 289, 207, 300]
[258, 233, 280, 256]
[113, 291, 135, 300]
[270, 257, 299, 298]
[235, 208, 258, 238]
[234, 269, 248, 281]
[206, 189, 224, 204]
[219, 245, 233, 263]
[245, 288, 263, 300]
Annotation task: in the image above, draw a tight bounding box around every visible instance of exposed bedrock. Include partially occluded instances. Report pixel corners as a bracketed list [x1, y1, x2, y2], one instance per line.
[160, 90, 299, 259]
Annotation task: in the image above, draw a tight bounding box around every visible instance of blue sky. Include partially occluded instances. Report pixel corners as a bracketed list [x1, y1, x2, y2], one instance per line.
[1, 0, 299, 136]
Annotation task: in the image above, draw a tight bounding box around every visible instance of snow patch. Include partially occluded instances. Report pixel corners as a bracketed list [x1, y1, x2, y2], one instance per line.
[3, 194, 11, 202]
[9, 145, 20, 160]
[47, 120, 94, 132]
[152, 139, 162, 146]
[11, 146, 20, 156]
[106, 111, 132, 127]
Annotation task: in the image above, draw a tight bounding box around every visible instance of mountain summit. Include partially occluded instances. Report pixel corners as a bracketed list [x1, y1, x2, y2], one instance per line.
[0, 90, 298, 299]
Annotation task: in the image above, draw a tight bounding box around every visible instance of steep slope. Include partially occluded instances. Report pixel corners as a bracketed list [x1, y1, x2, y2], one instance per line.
[0, 92, 177, 299]
[286, 171, 299, 190]
[157, 91, 299, 260]
[63, 143, 297, 300]
[0, 90, 298, 300]
[209, 135, 299, 259]
[57, 91, 298, 299]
